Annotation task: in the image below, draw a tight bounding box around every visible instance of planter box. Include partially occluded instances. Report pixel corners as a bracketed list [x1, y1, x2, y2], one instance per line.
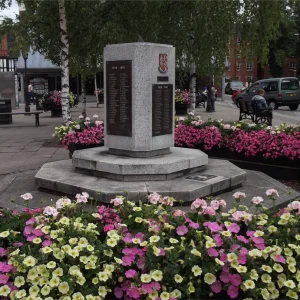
[51, 104, 62, 117]
[175, 103, 188, 115]
[68, 143, 104, 158]
[197, 145, 300, 180]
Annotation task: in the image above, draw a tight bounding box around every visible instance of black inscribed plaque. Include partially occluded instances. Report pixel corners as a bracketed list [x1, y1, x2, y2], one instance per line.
[152, 84, 173, 136]
[157, 76, 169, 82]
[106, 60, 132, 136]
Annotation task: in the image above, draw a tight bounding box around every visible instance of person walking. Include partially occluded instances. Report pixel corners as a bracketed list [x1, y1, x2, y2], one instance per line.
[206, 81, 213, 112]
[28, 83, 34, 104]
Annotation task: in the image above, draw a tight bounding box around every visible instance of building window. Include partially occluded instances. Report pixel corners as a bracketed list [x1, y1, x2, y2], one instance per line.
[246, 76, 253, 82]
[237, 36, 241, 44]
[235, 76, 240, 81]
[237, 50, 241, 58]
[246, 63, 252, 71]
[236, 63, 241, 71]
[289, 62, 297, 69]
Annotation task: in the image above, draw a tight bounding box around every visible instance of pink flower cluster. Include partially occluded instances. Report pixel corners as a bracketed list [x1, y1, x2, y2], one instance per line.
[50, 90, 62, 106]
[175, 124, 222, 150]
[62, 123, 104, 149]
[175, 89, 190, 104]
[147, 193, 173, 206]
[97, 205, 121, 232]
[224, 129, 300, 160]
[174, 124, 300, 161]
[114, 244, 162, 299]
[191, 198, 226, 215]
[23, 217, 52, 247]
[288, 200, 300, 213]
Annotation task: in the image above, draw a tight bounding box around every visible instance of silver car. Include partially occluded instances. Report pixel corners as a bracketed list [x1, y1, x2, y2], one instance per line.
[234, 77, 300, 110]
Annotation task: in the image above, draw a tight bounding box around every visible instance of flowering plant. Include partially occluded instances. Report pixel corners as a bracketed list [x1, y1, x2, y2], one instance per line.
[39, 91, 78, 111]
[175, 117, 300, 161]
[60, 115, 104, 150]
[0, 190, 299, 299]
[94, 88, 104, 96]
[175, 89, 190, 105]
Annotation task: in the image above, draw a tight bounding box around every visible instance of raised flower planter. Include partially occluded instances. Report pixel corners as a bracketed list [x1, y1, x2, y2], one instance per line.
[175, 89, 190, 115]
[174, 118, 300, 179]
[54, 115, 105, 158]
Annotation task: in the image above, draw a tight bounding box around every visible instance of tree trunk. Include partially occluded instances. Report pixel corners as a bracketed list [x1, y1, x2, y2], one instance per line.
[189, 61, 196, 114]
[81, 76, 86, 118]
[94, 74, 99, 107]
[58, 0, 71, 122]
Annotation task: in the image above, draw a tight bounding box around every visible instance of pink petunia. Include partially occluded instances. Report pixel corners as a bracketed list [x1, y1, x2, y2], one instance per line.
[125, 269, 138, 278]
[188, 221, 200, 229]
[228, 224, 240, 234]
[0, 248, 7, 257]
[220, 271, 230, 283]
[114, 287, 123, 299]
[173, 209, 185, 217]
[238, 254, 247, 265]
[122, 255, 135, 266]
[128, 287, 140, 299]
[176, 225, 188, 236]
[213, 234, 224, 247]
[203, 222, 222, 232]
[227, 285, 239, 299]
[229, 274, 242, 287]
[236, 235, 249, 244]
[207, 248, 219, 257]
[0, 274, 9, 284]
[42, 240, 52, 247]
[141, 284, 152, 294]
[274, 255, 286, 264]
[211, 280, 222, 293]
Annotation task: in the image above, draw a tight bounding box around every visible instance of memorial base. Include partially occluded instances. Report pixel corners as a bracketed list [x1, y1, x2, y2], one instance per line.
[108, 148, 170, 158]
[35, 158, 246, 203]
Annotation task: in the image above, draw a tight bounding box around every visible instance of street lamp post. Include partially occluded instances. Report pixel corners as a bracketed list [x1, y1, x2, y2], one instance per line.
[13, 58, 19, 109]
[22, 52, 30, 112]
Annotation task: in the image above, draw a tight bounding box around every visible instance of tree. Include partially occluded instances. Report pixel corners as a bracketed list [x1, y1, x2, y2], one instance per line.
[58, 0, 71, 122]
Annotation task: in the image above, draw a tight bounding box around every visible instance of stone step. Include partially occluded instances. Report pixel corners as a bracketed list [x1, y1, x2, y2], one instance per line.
[35, 158, 246, 203]
[72, 147, 208, 181]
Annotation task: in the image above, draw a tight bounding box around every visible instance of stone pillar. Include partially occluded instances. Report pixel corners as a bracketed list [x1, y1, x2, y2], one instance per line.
[104, 43, 175, 158]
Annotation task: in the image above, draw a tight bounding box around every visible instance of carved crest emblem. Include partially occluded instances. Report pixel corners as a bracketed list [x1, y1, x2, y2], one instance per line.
[158, 54, 168, 73]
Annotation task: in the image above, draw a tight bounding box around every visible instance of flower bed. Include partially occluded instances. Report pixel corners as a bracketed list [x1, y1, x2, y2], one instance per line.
[0, 190, 299, 299]
[175, 117, 300, 162]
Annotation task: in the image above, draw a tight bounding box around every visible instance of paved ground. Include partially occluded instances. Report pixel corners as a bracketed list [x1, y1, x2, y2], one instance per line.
[0, 95, 299, 210]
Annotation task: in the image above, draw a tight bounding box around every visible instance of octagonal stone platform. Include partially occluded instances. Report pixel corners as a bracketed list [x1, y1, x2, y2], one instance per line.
[35, 158, 247, 203]
[72, 147, 208, 181]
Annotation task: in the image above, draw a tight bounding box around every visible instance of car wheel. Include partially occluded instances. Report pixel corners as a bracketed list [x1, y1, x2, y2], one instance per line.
[289, 104, 299, 111]
[268, 101, 278, 110]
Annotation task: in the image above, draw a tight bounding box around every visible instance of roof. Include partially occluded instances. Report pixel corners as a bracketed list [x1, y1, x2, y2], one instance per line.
[16, 48, 61, 71]
[257, 77, 298, 82]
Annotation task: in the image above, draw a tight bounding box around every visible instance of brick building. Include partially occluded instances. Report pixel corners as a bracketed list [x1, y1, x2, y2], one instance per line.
[0, 35, 8, 56]
[226, 37, 298, 85]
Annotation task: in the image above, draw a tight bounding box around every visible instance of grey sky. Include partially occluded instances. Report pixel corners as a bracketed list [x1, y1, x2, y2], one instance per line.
[0, 0, 19, 21]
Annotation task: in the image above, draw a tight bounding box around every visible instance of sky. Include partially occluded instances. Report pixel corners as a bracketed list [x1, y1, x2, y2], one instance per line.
[0, 0, 19, 21]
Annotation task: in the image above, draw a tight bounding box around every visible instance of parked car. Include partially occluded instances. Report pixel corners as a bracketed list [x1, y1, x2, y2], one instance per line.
[233, 77, 300, 110]
[225, 81, 245, 95]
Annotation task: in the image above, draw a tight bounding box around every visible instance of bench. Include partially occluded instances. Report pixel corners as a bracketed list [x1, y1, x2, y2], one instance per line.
[238, 99, 272, 126]
[0, 112, 43, 127]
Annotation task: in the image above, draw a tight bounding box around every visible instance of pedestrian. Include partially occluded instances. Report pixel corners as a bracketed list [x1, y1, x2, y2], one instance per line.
[206, 81, 213, 112]
[28, 83, 34, 104]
